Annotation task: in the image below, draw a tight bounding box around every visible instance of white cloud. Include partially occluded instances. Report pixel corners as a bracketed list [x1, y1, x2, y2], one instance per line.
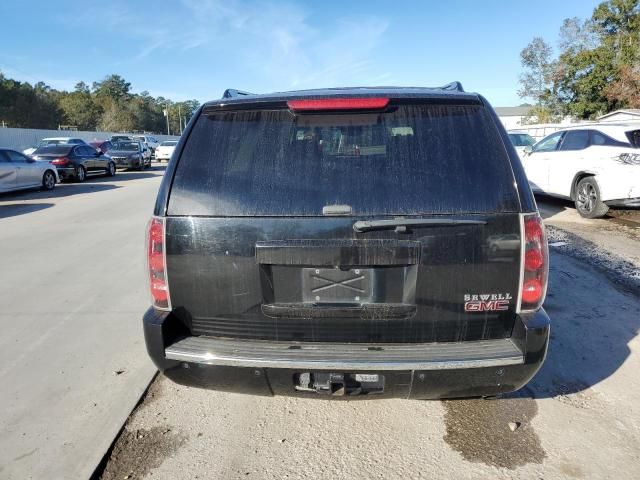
[46, 0, 391, 94]
[0, 64, 78, 91]
[178, 0, 391, 91]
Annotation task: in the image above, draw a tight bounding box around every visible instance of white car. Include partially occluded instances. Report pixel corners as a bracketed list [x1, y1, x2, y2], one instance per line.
[132, 135, 160, 156]
[0, 148, 59, 192]
[521, 124, 640, 218]
[154, 140, 178, 162]
[23, 137, 87, 156]
[507, 131, 536, 159]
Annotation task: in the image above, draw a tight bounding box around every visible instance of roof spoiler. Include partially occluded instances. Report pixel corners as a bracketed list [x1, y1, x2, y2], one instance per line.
[438, 81, 464, 92]
[222, 89, 254, 99]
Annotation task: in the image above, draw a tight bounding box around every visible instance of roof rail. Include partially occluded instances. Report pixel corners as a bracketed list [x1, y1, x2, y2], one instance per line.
[438, 81, 464, 93]
[222, 89, 254, 99]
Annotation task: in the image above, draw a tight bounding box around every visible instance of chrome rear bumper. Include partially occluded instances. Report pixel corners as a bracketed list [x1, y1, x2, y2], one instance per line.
[165, 336, 524, 371]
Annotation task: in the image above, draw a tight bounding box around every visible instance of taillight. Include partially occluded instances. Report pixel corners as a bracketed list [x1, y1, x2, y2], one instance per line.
[518, 213, 548, 311]
[287, 97, 389, 112]
[147, 217, 170, 310]
[51, 157, 70, 165]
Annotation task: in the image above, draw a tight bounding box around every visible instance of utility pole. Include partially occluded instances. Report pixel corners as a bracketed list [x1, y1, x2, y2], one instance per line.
[164, 105, 170, 135]
[178, 104, 183, 134]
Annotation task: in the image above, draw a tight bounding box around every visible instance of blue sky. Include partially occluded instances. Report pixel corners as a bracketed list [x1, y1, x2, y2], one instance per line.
[0, 0, 602, 106]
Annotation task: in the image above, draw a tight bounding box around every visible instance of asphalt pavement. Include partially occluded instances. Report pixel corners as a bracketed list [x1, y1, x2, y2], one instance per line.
[0, 167, 165, 479]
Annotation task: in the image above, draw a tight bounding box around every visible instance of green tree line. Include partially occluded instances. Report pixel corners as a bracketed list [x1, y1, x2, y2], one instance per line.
[0, 73, 199, 134]
[519, 0, 640, 121]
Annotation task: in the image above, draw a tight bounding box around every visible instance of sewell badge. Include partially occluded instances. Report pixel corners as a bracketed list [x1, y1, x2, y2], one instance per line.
[464, 293, 512, 312]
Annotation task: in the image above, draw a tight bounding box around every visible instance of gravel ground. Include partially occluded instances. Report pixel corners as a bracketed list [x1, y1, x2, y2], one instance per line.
[98, 206, 640, 480]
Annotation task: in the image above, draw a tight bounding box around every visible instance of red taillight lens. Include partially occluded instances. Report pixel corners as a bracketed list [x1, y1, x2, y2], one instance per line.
[519, 214, 548, 311]
[524, 249, 543, 270]
[147, 217, 170, 310]
[51, 157, 70, 165]
[287, 97, 389, 112]
[521, 279, 543, 304]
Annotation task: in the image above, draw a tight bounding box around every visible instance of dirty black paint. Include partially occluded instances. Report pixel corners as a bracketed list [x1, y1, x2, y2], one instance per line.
[165, 214, 521, 343]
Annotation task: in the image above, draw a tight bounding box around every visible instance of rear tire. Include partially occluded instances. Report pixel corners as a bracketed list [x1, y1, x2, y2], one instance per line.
[41, 170, 56, 190]
[75, 165, 86, 183]
[575, 177, 609, 218]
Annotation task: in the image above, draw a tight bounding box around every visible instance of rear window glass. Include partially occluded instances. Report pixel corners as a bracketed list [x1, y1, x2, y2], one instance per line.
[560, 130, 590, 150]
[113, 141, 139, 150]
[34, 145, 73, 155]
[626, 130, 640, 148]
[168, 103, 519, 216]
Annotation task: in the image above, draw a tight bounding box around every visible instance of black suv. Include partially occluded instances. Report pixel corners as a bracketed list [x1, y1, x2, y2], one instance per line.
[144, 84, 550, 399]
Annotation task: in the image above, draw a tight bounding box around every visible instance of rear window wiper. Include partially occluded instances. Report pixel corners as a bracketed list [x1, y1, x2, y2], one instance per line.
[353, 218, 486, 233]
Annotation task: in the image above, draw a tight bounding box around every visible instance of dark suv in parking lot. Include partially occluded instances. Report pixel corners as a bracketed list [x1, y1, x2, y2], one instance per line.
[144, 84, 550, 399]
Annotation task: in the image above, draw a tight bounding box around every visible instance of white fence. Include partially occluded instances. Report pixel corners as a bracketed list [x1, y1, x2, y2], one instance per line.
[0, 127, 180, 152]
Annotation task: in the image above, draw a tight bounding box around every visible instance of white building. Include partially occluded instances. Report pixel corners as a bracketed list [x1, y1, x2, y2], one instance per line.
[494, 106, 533, 130]
[597, 109, 640, 123]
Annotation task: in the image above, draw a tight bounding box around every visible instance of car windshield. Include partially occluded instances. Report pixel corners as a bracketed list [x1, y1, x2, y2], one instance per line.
[508, 133, 535, 147]
[33, 145, 73, 155]
[113, 141, 139, 151]
[38, 139, 70, 146]
[160, 141, 178, 146]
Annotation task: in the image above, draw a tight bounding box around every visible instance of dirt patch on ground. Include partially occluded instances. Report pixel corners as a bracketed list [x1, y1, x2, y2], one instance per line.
[546, 226, 640, 295]
[99, 425, 186, 480]
[442, 396, 545, 469]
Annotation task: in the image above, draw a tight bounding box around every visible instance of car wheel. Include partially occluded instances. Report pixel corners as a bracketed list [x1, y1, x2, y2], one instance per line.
[106, 162, 116, 177]
[42, 170, 56, 190]
[75, 165, 86, 182]
[575, 177, 609, 218]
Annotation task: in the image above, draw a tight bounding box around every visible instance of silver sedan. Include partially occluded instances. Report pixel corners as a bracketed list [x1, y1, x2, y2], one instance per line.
[0, 148, 59, 193]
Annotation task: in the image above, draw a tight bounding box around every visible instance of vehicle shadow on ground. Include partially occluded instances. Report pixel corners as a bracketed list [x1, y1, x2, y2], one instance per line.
[107, 171, 160, 181]
[109, 164, 166, 179]
[0, 202, 54, 219]
[511, 247, 640, 400]
[0, 182, 121, 202]
[535, 195, 574, 220]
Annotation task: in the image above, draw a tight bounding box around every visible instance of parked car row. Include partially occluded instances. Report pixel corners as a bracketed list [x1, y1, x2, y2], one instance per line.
[509, 124, 640, 218]
[0, 134, 163, 193]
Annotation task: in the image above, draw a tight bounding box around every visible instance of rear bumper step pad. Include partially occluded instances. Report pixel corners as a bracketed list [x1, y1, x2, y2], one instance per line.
[165, 336, 524, 371]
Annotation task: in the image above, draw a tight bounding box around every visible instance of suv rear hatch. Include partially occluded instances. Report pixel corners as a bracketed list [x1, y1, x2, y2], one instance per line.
[163, 96, 525, 343]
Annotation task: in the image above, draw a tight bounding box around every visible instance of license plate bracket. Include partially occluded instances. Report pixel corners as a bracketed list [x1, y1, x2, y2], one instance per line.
[294, 372, 385, 396]
[302, 267, 373, 304]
